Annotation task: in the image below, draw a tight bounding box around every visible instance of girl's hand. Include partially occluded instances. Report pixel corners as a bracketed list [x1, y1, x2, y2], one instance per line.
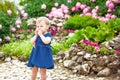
[38, 30, 43, 36]
[35, 28, 38, 35]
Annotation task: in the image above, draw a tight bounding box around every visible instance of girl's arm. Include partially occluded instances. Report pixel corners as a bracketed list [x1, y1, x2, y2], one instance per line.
[39, 35, 51, 44]
[38, 30, 51, 44]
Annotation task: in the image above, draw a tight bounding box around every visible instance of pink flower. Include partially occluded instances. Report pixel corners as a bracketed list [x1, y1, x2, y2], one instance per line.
[85, 13, 91, 16]
[95, 46, 100, 52]
[72, 7, 76, 12]
[92, 9, 97, 13]
[20, 10, 25, 15]
[15, 17, 21, 25]
[7, 10, 12, 16]
[0, 38, 2, 43]
[106, 0, 112, 7]
[64, 9, 69, 13]
[111, 15, 116, 19]
[83, 7, 90, 14]
[5, 36, 10, 42]
[108, 2, 115, 10]
[41, 4, 46, 10]
[54, 2, 59, 7]
[52, 7, 57, 11]
[80, 4, 86, 10]
[105, 13, 112, 18]
[10, 26, 16, 32]
[23, 13, 28, 19]
[64, 14, 70, 19]
[76, 2, 81, 8]
[0, 24, 2, 30]
[95, 6, 100, 11]
[67, 0, 72, 3]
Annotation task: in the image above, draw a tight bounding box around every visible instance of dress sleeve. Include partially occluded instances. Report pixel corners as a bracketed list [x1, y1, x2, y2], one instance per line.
[46, 32, 52, 37]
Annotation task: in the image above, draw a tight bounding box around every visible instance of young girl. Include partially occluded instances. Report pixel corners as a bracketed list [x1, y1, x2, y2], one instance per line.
[28, 17, 54, 80]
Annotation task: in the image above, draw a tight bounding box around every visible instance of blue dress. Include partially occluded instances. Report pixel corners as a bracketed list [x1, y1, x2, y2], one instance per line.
[28, 32, 54, 69]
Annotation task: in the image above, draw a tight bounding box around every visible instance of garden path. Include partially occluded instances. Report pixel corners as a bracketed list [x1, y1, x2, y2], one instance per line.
[0, 59, 119, 80]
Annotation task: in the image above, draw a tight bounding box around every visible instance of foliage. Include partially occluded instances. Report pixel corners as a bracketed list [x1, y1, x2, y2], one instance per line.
[0, 11, 16, 42]
[24, 0, 53, 18]
[0, 40, 32, 58]
[63, 15, 100, 30]
[108, 18, 120, 34]
[0, 39, 59, 58]
[0, 0, 16, 17]
[80, 42, 115, 55]
[21, 19, 28, 39]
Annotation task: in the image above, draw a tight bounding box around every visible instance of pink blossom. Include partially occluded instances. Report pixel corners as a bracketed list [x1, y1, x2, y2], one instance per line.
[76, 2, 81, 8]
[95, 6, 100, 11]
[75, 7, 80, 12]
[64, 9, 69, 13]
[67, 0, 72, 3]
[105, 13, 112, 18]
[23, 13, 28, 19]
[64, 14, 70, 19]
[54, 2, 59, 7]
[15, 18, 22, 25]
[108, 2, 115, 10]
[72, 7, 76, 12]
[95, 46, 100, 52]
[92, 9, 97, 13]
[85, 13, 91, 16]
[111, 15, 116, 19]
[83, 7, 90, 14]
[5, 36, 10, 42]
[106, 0, 112, 7]
[20, 10, 25, 15]
[41, 4, 46, 10]
[0, 24, 2, 30]
[61, 4, 69, 13]
[7, 10, 12, 16]
[80, 14, 84, 16]
[52, 7, 57, 11]
[10, 26, 16, 32]
[99, 17, 106, 22]
[0, 38, 2, 43]
[80, 4, 86, 10]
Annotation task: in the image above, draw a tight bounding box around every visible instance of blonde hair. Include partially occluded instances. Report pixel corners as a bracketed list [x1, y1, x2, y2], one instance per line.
[36, 17, 50, 26]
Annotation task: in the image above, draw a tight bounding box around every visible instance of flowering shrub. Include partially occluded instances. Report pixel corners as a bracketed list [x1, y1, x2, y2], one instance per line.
[80, 39, 116, 54]
[0, 11, 16, 44]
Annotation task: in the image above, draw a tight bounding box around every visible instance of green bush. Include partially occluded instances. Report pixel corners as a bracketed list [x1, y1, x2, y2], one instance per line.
[0, 40, 32, 58]
[24, 0, 53, 18]
[108, 18, 120, 34]
[0, 1, 17, 17]
[0, 11, 16, 42]
[63, 15, 100, 30]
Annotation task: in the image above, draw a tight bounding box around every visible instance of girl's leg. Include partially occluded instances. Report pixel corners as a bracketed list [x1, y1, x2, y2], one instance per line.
[40, 68, 47, 80]
[32, 66, 38, 80]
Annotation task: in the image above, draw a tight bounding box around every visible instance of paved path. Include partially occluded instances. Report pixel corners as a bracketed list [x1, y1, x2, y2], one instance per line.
[0, 59, 119, 80]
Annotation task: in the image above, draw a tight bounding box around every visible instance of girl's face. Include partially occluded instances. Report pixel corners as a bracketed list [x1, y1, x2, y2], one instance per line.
[36, 21, 48, 33]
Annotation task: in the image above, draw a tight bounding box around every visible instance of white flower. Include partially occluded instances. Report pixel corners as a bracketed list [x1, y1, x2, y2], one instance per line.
[41, 4, 46, 10]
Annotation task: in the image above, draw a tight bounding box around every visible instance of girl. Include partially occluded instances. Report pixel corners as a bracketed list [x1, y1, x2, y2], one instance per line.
[28, 17, 54, 80]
